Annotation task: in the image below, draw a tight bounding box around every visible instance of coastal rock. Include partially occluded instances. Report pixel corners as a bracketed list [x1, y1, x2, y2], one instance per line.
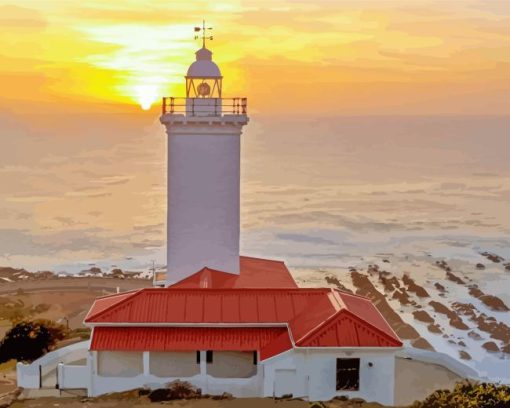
[468, 286, 509, 311]
[380, 274, 400, 292]
[402, 274, 430, 297]
[476, 263, 485, 270]
[411, 337, 434, 351]
[446, 271, 465, 285]
[481, 251, 504, 263]
[475, 314, 510, 343]
[325, 276, 353, 294]
[482, 341, 500, 353]
[468, 330, 483, 341]
[434, 282, 446, 292]
[459, 350, 471, 360]
[392, 288, 412, 305]
[452, 302, 477, 319]
[436, 260, 451, 272]
[427, 324, 442, 334]
[412, 310, 434, 324]
[429, 301, 469, 330]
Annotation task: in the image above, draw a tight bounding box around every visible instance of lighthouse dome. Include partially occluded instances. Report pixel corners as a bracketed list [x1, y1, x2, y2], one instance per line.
[186, 47, 222, 78]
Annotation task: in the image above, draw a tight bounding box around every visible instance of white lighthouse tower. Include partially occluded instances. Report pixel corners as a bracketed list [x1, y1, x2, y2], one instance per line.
[160, 23, 248, 286]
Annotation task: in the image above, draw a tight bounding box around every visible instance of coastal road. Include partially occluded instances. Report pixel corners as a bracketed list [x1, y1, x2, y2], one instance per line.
[0, 277, 152, 296]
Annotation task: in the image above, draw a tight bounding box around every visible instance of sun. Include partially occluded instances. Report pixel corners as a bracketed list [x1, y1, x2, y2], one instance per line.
[134, 83, 159, 110]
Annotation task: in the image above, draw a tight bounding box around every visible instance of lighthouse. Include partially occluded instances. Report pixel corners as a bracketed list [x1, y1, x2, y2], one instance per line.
[160, 25, 248, 286]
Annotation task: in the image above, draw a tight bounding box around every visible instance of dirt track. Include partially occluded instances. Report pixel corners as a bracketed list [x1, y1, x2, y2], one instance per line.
[0, 277, 151, 296]
[11, 397, 386, 408]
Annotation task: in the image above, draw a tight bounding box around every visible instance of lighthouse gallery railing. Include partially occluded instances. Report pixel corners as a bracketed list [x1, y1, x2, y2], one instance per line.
[162, 97, 247, 116]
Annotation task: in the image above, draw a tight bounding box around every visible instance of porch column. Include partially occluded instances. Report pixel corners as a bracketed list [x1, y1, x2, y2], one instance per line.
[143, 351, 150, 376]
[199, 351, 207, 376]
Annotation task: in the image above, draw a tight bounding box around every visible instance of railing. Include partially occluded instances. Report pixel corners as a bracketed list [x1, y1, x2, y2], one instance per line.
[162, 97, 247, 116]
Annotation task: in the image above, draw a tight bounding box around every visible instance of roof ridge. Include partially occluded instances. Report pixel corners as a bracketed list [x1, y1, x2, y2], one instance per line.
[85, 289, 143, 322]
[328, 289, 344, 311]
[333, 288, 373, 301]
[240, 255, 285, 263]
[132, 287, 331, 293]
[93, 288, 140, 300]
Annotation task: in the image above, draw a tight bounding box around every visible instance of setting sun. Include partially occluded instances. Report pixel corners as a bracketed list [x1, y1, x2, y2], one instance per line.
[134, 83, 160, 110]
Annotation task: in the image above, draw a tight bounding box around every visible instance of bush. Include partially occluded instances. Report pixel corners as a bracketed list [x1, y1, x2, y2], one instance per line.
[67, 327, 91, 340]
[0, 319, 67, 363]
[148, 381, 201, 402]
[412, 381, 510, 408]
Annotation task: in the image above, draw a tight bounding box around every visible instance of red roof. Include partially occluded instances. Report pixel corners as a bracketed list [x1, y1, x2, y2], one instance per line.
[85, 288, 402, 355]
[91, 327, 287, 353]
[169, 256, 298, 289]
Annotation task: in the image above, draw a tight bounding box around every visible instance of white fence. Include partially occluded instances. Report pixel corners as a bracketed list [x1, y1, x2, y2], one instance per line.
[17, 340, 90, 390]
[16, 363, 40, 389]
[397, 347, 481, 380]
[57, 364, 89, 389]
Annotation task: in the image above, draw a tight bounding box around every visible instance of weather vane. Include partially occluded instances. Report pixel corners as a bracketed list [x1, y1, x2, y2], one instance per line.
[194, 19, 213, 48]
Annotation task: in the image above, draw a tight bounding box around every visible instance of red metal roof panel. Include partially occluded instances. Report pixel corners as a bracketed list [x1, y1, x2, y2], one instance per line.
[91, 327, 287, 352]
[85, 288, 402, 351]
[297, 310, 403, 348]
[336, 291, 400, 342]
[260, 331, 293, 361]
[170, 256, 298, 289]
[83, 291, 138, 322]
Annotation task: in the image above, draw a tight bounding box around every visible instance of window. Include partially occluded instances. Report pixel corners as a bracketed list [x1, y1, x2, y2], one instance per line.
[197, 351, 214, 363]
[206, 350, 213, 363]
[336, 358, 360, 391]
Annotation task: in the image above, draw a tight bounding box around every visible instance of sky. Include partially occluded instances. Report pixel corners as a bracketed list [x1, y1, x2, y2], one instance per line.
[1, 0, 510, 115]
[1, 1, 510, 273]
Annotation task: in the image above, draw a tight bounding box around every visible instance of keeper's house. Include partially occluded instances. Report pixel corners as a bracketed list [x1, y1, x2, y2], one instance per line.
[83, 257, 401, 403]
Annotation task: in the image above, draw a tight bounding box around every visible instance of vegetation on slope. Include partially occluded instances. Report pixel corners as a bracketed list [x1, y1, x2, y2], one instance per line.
[411, 381, 510, 408]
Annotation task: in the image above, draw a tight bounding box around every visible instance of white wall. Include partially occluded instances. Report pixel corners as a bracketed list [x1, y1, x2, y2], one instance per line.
[162, 116, 248, 285]
[17, 362, 40, 389]
[97, 351, 143, 377]
[89, 350, 262, 397]
[58, 364, 90, 389]
[207, 351, 257, 378]
[263, 349, 397, 405]
[26, 345, 395, 403]
[149, 351, 199, 377]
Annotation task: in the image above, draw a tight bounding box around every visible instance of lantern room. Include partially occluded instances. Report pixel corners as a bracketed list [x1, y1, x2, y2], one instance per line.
[186, 47, 222, 98]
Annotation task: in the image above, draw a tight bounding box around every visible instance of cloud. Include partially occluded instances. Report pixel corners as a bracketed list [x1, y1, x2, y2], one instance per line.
[275, 233, 337, 246]
[0, 5, 47, 29]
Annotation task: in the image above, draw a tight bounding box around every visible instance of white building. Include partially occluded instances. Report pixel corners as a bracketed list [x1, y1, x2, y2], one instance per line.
[80, 283, 402, 403]
[17, 34, 404, 405]
[160, 42, 248, 286]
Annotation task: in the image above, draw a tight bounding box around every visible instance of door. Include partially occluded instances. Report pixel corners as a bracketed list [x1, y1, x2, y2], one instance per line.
[274, 369, 297, 397]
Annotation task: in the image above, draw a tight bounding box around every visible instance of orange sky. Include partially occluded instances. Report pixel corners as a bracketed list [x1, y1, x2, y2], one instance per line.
[1, 0, 510, 115]
[1, 1, 510, 273]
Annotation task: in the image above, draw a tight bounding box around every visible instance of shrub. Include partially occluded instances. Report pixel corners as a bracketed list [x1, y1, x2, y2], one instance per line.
[148, 381, 201, 402]
[0, 319, 67, 363]
[412, 381, 510, 408]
